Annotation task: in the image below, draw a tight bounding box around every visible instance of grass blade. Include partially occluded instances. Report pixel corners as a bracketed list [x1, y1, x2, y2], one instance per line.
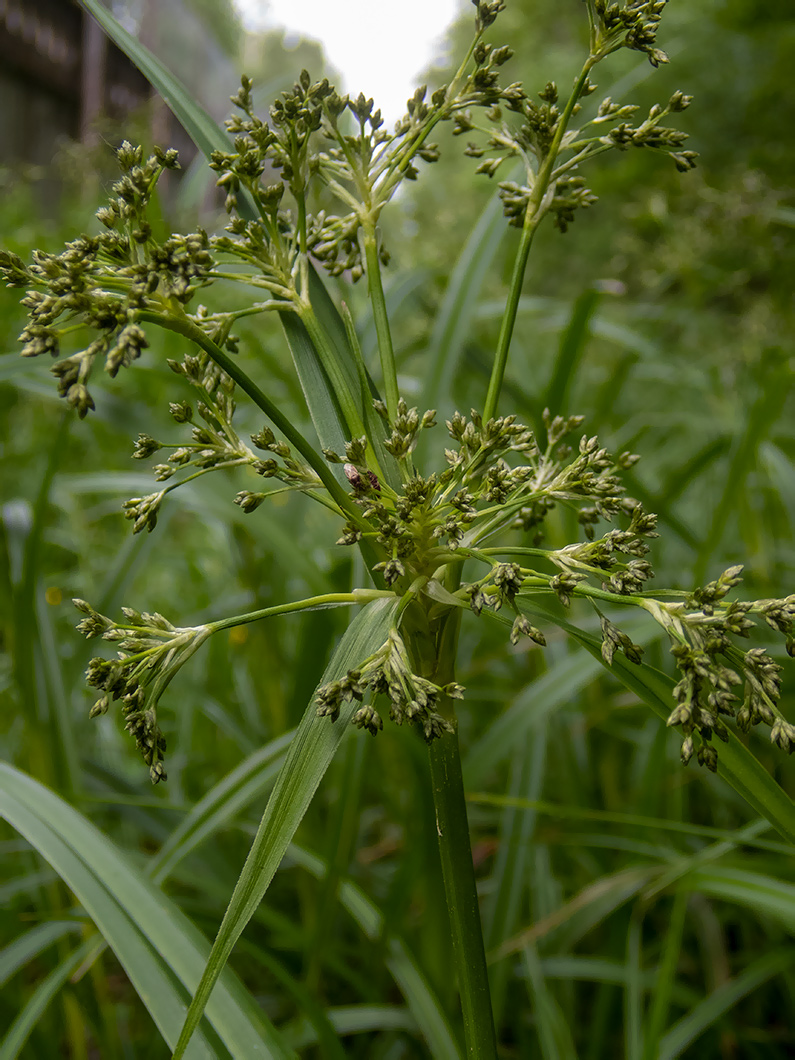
[522, 944, 578, 1060]
[0, 764, 294, 1059]
[542, 287, 601, 417]
[657, 950, 792, 1060]
[0, 923, 80, 989]
[173, 597, 399, 1059]
[150, 732, 294, 885]
[465, 615, 661, 783]
[688, 865, 795, 933]
[624, 906, 643, 1060]
[422, 185, 513, 419]
[286, 843, 463, 1060]
[641, 887, 689, 1060]
[0, 937, 102, 1060]
[693, 348, 791, 583]
[483, 724, 547, 1027]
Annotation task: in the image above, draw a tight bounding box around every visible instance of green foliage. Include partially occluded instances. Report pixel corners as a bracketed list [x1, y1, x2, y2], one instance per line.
[1, 1, 794, 1058]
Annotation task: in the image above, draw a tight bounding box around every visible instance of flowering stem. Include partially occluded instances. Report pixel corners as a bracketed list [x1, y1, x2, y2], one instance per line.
[206, 589, 393, 634]
[482, 59, 595, 422]
[482, 218, 539, 422]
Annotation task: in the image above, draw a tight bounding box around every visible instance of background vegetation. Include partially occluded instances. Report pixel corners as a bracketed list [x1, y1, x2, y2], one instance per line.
[1, 0, 793, 1056]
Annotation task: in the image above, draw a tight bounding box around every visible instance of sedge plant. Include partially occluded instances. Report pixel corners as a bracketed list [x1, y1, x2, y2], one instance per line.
[2, 1, 794, 1056]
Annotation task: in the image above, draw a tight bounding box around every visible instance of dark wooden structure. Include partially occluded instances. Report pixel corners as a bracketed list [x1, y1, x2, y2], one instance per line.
[0, 0, 203, 169]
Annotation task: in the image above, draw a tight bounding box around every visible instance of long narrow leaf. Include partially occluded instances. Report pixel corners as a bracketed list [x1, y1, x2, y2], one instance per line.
[542, 288, 601, 418]
[146, 740, 460, 1057]
[173, 597, 399, 1059]
[465, 614, 662, 783]
[0, 765, 295, 1059]
[422, 187, 512, 419]
[77, 0, 231, 162]
[287, 843, 463, 1060]
[149, 731, 294, 884]
[0, 923, 80, 990]
[0, 937, 102, 1060]
[658, 950, 792, 1060]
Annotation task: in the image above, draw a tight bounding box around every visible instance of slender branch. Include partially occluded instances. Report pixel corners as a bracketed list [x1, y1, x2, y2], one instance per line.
[482, 218, 539, 422]
[207, 589, 393, 634]
[136, 309, 365, 527]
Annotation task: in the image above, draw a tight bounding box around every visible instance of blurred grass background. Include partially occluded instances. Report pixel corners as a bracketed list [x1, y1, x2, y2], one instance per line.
[1, 0, 794, 1056]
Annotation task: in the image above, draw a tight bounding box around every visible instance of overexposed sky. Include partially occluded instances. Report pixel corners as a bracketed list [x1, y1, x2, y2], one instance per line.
[233, 0, 463, 122]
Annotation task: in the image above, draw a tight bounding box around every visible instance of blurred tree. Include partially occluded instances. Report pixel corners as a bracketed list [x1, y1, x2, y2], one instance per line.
[183, 0, 243, 59]
[241, 26, 341, 96]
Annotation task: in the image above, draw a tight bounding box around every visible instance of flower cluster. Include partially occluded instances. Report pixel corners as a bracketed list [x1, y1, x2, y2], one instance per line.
[567, 567, 795, 771]
[592, 0, 670, 66]
[205, 3, 523, 285]
[0, 142, 220, 415]
[550, 501, 658, 594]
[74, 599, 211, 783]
[123, 345, 321, 532]
[456, 1, 694, 235]
[315, 628, 462, 742]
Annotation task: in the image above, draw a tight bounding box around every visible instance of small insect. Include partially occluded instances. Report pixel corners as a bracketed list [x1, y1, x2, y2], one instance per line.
[344, 463, 380, 492]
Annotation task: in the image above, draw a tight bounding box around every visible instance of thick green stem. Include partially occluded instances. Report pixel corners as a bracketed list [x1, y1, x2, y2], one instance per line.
[136, 309, 364, 527]
[424, 609, 498, 1059]
[362, 224, 400, 421]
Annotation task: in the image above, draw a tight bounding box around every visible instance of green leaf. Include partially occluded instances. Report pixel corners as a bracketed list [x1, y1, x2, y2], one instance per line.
[542, 288, 601, 417]
[280, 311, 352, 458]
[693, 348, 791, 583]
[0, 922, 80, 990]
[287, 843, 463, 1060]
[465, 614, 662, 784]
[422, 180, 515, 420]
[149, 731, 294, 884]
[284, 1005, 416, 1051]
[641, 886, 688, 1060]
[522, 945, 579, 1060]
[144, 738, 459, 1056]
[657, 950, 792, 1060]
[0, 937, 102, 1060]
[173, 597, 400, 1059]
[482, 725, 547, 1026]
[688, 865, 795, 933]
[0, 764, 295, 1059]
[495, 868, 658, 960]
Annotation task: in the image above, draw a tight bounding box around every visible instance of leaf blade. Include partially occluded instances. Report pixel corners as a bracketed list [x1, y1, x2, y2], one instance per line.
[173, 597, 399, 1059]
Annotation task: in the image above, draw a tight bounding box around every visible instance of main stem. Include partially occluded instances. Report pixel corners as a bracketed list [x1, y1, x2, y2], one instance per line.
[423, 608, 498, 1058]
